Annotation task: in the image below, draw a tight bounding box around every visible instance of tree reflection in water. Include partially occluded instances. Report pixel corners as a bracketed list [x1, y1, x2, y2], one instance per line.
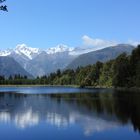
[0, 90, 140, 135]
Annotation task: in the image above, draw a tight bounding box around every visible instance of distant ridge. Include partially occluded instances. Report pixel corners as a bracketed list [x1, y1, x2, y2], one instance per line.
[0, 56, 33, 78]
[67, 44, 135, 69]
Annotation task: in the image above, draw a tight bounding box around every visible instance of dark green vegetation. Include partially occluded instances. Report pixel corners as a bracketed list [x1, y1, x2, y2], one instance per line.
[0, 0, 8, 12]
[0, 45, 140, 88]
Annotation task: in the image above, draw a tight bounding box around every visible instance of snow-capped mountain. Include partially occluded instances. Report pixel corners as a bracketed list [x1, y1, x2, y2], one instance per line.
[0, 49, 12, 56]
[0, 44, 77, 76]
[0, 43, 135, 77]
[0, 44, 75, 59]
[15, 44, 41, 60]
[46, 44, 74, 54]
[0, 44, 41, 60]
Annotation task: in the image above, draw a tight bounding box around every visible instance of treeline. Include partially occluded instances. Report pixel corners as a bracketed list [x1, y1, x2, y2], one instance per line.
[0, 45, 140, 88]
[38, 45, 140, 88]
[0, 74, 32, 85]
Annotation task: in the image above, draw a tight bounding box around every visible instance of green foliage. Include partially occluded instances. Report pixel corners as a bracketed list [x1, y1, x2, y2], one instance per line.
[99, 60, 114, 87]
[135, 61, 140, 87]
[90, 61, 103, 86]
[130, 45, 140, 86]
[0, 0, 8, 12]
[113, 53, 131, 87]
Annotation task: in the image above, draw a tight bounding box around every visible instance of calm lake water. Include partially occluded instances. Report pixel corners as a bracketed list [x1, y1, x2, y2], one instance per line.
[0, 86, 140, 140]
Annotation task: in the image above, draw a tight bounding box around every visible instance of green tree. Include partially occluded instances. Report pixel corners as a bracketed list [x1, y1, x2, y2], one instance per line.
[59, 75, 71, 85]
[135, 61, 140, 87]
[89, 62, 103, 86]
[99, 60, 114, 87]
[113, 53, 130, 87]
[56, 69, 61, 77]
[0, 75, 5, 85]
[130, 45, 140, 87]
[0, 0, 8, 12]
[76, 65, 91, 86]
[8, 75, 13, 80]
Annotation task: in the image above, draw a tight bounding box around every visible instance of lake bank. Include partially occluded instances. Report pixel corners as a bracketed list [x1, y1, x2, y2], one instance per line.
[0, 84, 80, 88]
[0, 84, 140, 90]
[0, 85, 140, 93]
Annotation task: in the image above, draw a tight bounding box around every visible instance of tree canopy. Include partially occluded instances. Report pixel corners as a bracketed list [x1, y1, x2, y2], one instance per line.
[0, 0, 8, 12]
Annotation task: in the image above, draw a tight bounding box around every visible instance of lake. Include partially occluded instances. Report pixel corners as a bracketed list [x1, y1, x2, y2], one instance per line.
[0, 86, 140, 140]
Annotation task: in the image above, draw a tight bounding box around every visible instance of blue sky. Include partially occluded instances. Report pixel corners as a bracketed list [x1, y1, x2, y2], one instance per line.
[0, 0, 140, 49]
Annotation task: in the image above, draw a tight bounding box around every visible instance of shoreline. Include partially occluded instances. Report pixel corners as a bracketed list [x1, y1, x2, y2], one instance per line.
[0, 85, 80, 88]
[0, 85, 140, 92]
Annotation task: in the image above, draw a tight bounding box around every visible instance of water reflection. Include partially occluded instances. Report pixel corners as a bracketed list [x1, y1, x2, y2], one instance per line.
[0, 90, 140, 136]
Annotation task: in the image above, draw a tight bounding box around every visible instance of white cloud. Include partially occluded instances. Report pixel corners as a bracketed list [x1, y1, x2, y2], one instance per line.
[46, 113, 69, 127]
[82, 35, 117, 48]
[0, 112, 11, 122]
[14, 109, 39, 129]
[69, 36, 118, 55]
[127, 40, 140, 46]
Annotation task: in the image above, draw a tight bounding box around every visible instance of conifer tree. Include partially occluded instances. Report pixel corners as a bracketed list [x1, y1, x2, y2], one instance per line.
[0, 0, 8, 12]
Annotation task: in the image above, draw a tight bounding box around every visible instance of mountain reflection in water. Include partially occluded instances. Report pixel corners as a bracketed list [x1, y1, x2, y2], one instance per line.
[0, 90, 140, 137]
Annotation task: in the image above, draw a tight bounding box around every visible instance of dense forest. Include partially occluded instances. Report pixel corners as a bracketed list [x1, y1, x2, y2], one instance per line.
[0, 45, 140, 88]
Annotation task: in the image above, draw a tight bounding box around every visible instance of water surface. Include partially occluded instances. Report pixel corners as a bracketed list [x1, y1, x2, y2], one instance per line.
[0, 86, 140, 140]
[0, 86, 103, 94]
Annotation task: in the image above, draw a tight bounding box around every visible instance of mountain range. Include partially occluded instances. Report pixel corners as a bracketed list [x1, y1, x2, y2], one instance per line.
[67, 44, 134, 69]
[0, 44, 135, 77]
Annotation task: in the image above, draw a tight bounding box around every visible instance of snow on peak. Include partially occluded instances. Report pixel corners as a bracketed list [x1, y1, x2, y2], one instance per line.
[15, 44, 39, 53]
[46, 44, 74, 54]
[0, 44, 75, 59]
[0, 49, 12, 56]
[0, 44, 40, 60]
[15, 44, 40, 59]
